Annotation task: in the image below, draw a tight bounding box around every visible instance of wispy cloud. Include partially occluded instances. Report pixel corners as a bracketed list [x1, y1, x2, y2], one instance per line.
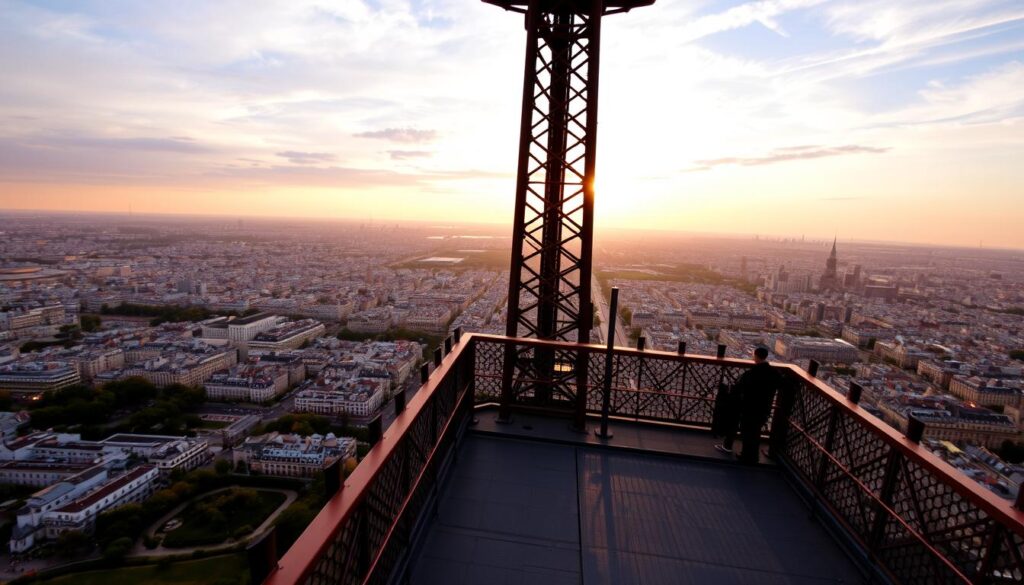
[675, 0, 826, 43]
[354, 128, 438, 143]
[387, 150, 432, 160]
[275, 151, 336, 164]
[688, 144, 889, 172]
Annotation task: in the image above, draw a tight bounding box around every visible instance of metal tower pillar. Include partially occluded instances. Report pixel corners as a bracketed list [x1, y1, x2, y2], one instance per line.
[487, 0, 653, 425]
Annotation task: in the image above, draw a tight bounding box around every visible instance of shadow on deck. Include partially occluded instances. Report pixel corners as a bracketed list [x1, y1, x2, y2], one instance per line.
[411, 426, 865, 585]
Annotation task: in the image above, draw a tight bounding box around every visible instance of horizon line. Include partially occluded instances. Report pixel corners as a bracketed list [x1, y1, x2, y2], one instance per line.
[1, 206, 1021, 254]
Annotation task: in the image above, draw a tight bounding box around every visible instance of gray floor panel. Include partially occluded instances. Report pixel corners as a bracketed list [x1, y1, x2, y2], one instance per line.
[410, 434, 864, 585]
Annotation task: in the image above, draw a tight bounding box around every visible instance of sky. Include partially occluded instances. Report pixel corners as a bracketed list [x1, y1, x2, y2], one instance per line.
[0, 0, 1022, 249]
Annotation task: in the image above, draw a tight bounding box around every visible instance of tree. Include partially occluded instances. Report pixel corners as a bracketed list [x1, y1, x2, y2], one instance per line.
[55, 530, 91, 556]
[102, 536, 134, 561]
[1010, 349, 1024, 362]
[215, 458, 232, 475]
[80, 314, 102, 332]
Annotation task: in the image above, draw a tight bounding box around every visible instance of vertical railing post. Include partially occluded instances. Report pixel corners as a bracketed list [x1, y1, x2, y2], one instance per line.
[596, 287, 618, 439]
[808, 359, 820, 377]
[713, 344, 728, 427]
[498, 340, 516, 423]
[368, 414, 383, 447]
[847, 381, 863, 404]
[324, 456, 343, 497]
[869, 446, 904, 551]
[572, 343, 589, 433]
[394, 388, 407, 416]
[634, 334, 645, 419]
[814, 404, 840, 488]
[768, 370, 797, 459]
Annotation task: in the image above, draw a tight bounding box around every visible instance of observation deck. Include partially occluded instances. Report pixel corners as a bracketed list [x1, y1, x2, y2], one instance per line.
[255, 332, 1024, 585]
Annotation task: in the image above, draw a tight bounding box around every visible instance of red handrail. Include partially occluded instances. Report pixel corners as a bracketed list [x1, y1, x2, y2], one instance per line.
[264, 334, 1024, 585]
[264, 335, 473, 585]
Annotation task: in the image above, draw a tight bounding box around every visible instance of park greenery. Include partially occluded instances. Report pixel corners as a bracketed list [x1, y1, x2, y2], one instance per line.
[161, 488, 286, 548]
[97, 303, 260, 326]
[35, 554, 248, 585]
[28, 377, 205, 438]
[94, 467, 304, 561]
[336, 326, 438, 356]
[255, 413, 369, 443]
[597, 263, 757, 300]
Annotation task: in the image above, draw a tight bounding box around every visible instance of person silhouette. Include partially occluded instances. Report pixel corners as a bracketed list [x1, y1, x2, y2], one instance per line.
[714, 346, 782, 463]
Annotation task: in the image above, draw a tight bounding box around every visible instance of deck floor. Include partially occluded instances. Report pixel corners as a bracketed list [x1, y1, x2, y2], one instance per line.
[410, 433, 864, 585]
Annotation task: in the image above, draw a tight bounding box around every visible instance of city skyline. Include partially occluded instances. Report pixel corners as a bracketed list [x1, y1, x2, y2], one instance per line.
[1, 0, 1023, 249]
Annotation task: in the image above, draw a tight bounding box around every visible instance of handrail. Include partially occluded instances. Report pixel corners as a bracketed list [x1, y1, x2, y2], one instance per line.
[781, 364, 1024, 536]
[264, 334, 474, 585]
[263, 333, 1024, 585]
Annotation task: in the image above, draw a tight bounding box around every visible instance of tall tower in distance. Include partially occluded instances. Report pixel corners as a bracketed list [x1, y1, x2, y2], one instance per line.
[819, 237, 840, 291]
[488, 0, 654, 423]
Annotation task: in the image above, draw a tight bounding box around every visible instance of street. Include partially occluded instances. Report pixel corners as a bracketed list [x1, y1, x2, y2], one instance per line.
[592, 274, 627, 347]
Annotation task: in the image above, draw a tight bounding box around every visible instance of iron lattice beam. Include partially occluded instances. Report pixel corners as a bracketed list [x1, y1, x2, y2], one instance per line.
[491, 0, 652, 423]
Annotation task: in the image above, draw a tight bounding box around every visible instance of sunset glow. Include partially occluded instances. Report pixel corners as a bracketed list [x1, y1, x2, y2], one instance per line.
[1, 0, 1022, 248]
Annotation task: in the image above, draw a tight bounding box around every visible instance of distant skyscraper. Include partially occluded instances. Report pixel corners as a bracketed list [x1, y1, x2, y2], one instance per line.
[819, 237, 840, 291]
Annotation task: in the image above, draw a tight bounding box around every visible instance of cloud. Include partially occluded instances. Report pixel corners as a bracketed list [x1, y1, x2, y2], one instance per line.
[675, 0, 826, 43]
[275, 151, 337, 164]
[354, 128, 438, 143]
[387, 150, 432, 160]
[46, 134, 208, 153]
[688, 144, 889, 171]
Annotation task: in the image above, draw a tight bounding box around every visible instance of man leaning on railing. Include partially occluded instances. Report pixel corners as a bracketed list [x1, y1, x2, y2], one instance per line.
[714, 346, 783, 464]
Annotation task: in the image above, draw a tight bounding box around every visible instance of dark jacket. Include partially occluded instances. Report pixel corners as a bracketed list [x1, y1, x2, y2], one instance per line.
[734, 362, 783, 421]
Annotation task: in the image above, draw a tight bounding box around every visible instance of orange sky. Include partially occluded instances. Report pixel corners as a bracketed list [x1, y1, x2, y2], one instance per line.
[1, 0, 1022, 249]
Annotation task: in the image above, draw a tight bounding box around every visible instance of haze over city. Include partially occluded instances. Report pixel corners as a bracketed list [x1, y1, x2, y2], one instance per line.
[3, 1, 1024, 584]
[1, 0, 1023, 248]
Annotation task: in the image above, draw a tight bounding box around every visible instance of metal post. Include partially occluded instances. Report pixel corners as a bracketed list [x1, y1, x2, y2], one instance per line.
[324, 456, 343, 497]
[768, 371, 796, 458]
[420, 363, 429, 384]
[444, 335, 453, 355]
[596, 287, 618, 439]
[454, 326, 463, 344]
[368, 414, 383, 447]
[869, 447, 904, 551]
[716, 344, 727, 359]
[677, 341, 687, 355]
[394, 389, 407, 415]
[808, 360, 820, 377]
[636, 336, 645, 351]
[433, 347, 443, 367]
[847, 381, 863, 404]
[906, 415, 925, 442]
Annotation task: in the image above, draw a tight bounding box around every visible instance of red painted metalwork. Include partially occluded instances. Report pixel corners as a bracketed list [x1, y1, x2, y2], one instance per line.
[263, 334, 1024, 585]
[263, 336, 475, 585]
[490, 0, 653, 428]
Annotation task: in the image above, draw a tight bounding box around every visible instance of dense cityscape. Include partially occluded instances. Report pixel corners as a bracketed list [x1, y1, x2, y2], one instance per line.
[0, 211, 1021, 581]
